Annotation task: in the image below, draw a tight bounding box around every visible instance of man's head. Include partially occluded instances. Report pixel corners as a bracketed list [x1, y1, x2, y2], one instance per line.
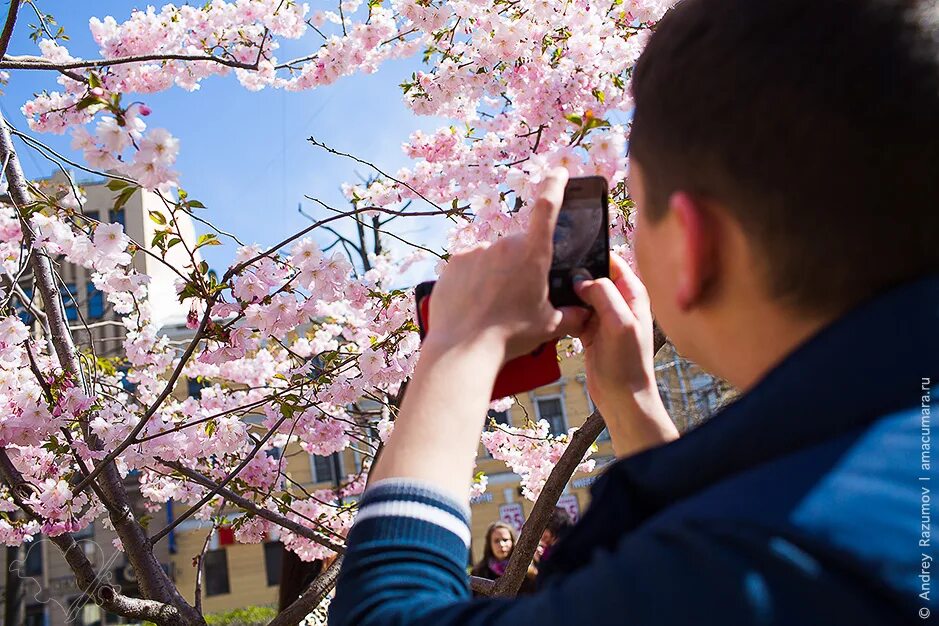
[629, 0, 939, 385]
[538, 506, 574, 560]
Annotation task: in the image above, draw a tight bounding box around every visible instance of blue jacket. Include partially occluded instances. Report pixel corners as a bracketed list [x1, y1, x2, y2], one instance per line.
[331, 276, 938, 625]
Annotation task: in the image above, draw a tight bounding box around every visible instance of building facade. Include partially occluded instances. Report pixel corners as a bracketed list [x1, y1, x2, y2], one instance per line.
[1, 172, 197, 626]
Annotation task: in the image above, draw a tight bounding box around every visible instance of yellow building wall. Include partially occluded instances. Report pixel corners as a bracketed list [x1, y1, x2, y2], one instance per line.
[173, 530, 280, 613]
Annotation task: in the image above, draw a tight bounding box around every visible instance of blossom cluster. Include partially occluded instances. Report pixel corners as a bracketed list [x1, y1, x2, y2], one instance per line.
[481, 419, 596, 501]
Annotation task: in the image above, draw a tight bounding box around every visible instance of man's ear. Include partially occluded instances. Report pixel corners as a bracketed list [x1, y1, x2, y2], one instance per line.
[669, 191, 718, 312]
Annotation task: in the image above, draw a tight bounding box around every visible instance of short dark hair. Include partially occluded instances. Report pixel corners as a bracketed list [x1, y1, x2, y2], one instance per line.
[546, 507, 574, 538]
[631, 0, 939, 314]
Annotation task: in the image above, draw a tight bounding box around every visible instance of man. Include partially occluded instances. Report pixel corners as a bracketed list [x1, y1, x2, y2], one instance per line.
[330, 0, 939, 623]
[537, 507, 575, 565]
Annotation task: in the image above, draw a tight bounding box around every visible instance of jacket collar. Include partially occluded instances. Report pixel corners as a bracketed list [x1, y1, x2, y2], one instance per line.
[542, 275, 939, 577]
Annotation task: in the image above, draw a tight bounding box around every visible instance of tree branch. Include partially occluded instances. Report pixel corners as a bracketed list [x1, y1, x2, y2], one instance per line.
[268, 555, 343, 626]
[69, 299, 214, 497]
[0, 1, 20, 60]
[0, 52, 259, 71]
[308, 136, 445, 211]
[193, 523, 216, 616]
[471, 576, 495, 595]
[225, 203, 453, 280]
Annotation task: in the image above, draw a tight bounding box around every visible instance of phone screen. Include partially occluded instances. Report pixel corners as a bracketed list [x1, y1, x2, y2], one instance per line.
[549, 176, 610, 307]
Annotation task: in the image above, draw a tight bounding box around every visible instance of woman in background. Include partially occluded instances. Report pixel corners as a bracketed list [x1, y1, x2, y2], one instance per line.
[470, 522, 516, 582]
[470, 522, 537, 594]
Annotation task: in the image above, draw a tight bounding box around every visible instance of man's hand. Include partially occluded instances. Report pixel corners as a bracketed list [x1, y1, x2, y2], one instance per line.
[368, 167, 590, 501]
[426, 167, 589, 361]
[574, 253, 679, 457]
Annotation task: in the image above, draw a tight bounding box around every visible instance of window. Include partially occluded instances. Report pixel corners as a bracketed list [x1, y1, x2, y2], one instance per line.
[23, 540, 42, 576]
[61, 283, 78, 321]
[187, 378, 208, 398]
[486, 409, 510, 429]
[25, 604, 45, 626]
[86, 283, 105, 319]
[312, 453, 342, 484]
[203, 549, 230, 596]
[110, 208, 125, 227]
[73, 521, 94, 540]
[535, 397, 567, 435]
[118, 366, 138, 394]
[263, 541, 283, 586]
[14, 286, 33, 325]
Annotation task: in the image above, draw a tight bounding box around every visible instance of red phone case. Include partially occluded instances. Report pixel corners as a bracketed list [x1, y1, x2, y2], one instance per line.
[416, 291, 561, 400]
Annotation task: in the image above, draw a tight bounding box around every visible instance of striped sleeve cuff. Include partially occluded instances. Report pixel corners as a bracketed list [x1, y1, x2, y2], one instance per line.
[349, 478, 472, 553]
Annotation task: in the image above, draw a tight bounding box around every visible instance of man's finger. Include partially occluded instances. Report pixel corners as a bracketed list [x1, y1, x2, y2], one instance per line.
[610, 252, 649, 311]
[575, 277, 636, 324]
[553, 305, 591, 338]
[527, 167, 569, 251]
[570, 309, 600, 347]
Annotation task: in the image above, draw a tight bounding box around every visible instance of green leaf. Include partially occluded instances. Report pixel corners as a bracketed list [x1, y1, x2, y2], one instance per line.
[196, 233, 221, 248]
[113, 187, 136, 211]
[199, 260, 209, 275]
[151, 230, 167, 249]
[76, 95, 105, 111]
[106, 179, 130, 192]
[565, 114, 583, 126]
[88, 73, 102, 89]
[186, 200, 206, 209]
[148, 211, 167, 226]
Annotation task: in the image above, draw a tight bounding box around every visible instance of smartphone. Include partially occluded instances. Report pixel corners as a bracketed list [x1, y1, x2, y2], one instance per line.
[412, 176, 609, 398]
[549, 175, 610, 307]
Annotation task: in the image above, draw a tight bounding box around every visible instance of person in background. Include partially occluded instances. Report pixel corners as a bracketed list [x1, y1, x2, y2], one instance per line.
[536, 507, 574, 565]
[471, 522, 517, 581]
[470, 522, 538, 594]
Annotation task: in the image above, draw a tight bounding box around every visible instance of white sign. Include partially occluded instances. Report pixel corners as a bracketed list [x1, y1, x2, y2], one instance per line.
[557, 494, 580, 523]
[572, 476, 597, 489]
[471, 493, 493, 505]
[499, 503, 525, 532]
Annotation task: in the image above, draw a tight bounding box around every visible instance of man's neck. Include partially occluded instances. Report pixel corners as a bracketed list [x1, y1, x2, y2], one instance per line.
[704, 302, 837, 392]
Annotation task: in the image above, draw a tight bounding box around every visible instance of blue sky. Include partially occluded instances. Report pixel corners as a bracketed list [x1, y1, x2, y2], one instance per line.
[2, 1, 451, 279]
